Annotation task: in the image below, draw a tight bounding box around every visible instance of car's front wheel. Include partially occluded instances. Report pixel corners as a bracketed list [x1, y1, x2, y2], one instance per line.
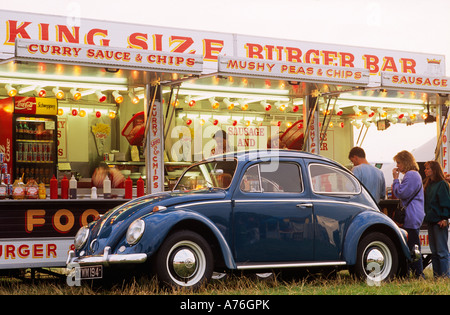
[354, 232, 399, 284]
[154, 230, 213, 289]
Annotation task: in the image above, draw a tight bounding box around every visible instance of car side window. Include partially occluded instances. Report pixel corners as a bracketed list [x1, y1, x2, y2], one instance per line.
[240, 162, 303, 193]
[240, 165, 261, 192]
[309, 163, 360, 194]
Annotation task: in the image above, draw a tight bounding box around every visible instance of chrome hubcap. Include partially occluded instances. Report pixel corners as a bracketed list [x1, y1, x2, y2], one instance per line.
[363, 241, 392, 282]
[172, 248, 198, 279]
[167, 240, 206, 286]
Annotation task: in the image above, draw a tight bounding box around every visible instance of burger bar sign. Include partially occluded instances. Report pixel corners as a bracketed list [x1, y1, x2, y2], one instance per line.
[0, 10, 446, 78]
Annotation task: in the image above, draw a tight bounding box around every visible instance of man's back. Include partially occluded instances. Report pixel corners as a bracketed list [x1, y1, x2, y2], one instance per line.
[352, 163, 386, 203]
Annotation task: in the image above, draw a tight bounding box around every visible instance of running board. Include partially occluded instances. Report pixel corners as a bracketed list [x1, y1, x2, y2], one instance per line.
[236, 261, 347, 270]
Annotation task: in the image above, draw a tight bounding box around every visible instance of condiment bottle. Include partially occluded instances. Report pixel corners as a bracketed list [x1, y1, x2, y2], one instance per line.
[38, 182, 46, 199]
[103, 175, 111, 199]
[90, 186, 98, 199]
[61, 175, 69, 199]
[50, 175, 58, 199]
[0, 180, 7, 199]
[69, 175, 77, 199]
[12, 179, 25, 199]
[26, 179, 38, 199]
[137, 176, 145, 197]
[124, 176, 132, 199]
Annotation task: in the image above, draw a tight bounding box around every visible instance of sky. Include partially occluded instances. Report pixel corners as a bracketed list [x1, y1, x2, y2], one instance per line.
[2, 0, 449, 164]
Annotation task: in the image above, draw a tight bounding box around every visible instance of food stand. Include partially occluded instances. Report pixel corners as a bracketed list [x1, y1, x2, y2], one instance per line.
[0, 9, 449, 273]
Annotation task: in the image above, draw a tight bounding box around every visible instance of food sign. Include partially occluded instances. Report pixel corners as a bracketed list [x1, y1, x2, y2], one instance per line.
[15, 38, 204, 74]
[149, 100, 163, 193]
[0, 11, 445, 77]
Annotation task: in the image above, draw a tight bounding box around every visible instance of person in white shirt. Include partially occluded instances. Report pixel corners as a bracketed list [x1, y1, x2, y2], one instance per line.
[348, 146, 386, 203]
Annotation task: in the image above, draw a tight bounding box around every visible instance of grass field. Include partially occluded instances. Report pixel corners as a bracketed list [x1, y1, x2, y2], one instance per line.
[0, 268, 448, 295]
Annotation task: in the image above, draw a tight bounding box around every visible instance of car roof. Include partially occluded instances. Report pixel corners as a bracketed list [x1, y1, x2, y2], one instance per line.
[215, 149, 339, 165]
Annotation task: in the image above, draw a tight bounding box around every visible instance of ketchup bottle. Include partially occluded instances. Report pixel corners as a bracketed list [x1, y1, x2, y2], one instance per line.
[61, 175, 69, 199]
[137, 177, 145, 197]
[125, 176, 132, 199]
[50, 175, 58, 199]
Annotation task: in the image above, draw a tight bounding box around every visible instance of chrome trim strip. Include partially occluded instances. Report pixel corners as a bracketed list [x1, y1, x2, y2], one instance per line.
[234, 199, 375, 211]
[174, 198, 375, 211]
[236, 261, 347, 270]
[174, 200, 232, 209]
[67, 249, 147, 266]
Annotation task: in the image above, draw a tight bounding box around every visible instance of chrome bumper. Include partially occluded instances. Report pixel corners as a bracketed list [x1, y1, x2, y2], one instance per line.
[66, 247, 147, 267]
[411, 244, 421, 262]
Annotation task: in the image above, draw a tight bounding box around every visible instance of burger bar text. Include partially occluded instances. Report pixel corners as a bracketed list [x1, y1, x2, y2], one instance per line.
[244, 43, 417, 75]
[0, 242, 57, 260]
[4, 19, 440, 76]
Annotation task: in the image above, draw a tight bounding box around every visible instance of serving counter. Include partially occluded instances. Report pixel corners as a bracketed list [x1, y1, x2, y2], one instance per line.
[0, 197, 129, 270]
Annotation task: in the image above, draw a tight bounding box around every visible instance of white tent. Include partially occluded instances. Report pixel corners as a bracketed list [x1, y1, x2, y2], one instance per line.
[411, 137, 437, 162]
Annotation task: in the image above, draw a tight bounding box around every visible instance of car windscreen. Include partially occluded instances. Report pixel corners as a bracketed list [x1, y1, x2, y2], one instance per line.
[174, 160, 237, 191]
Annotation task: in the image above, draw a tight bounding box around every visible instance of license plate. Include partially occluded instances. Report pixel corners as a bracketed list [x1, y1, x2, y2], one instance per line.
[78, 265, 103, 280]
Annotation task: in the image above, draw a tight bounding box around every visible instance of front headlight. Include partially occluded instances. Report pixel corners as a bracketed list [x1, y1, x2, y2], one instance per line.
[74, 226, 89, 250]
[126, 219, 146, 245]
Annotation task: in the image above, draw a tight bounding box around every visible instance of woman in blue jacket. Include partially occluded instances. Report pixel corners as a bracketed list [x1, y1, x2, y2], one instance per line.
[392, 150, 425, 278]
[423, 161, 450, 278]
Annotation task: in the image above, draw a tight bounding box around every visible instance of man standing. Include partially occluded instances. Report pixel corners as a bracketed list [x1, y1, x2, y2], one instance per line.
[348, 146, 386, 203]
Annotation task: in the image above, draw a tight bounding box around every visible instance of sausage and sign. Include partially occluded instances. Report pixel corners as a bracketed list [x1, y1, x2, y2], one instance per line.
[0, 200, 124, 269]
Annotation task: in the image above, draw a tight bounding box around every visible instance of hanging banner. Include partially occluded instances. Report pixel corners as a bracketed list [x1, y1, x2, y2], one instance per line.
[381, 72, 450, 93]
[15, 38, 204, 74]
[219, 56, 370, 86]
[0, 10, 445, 77]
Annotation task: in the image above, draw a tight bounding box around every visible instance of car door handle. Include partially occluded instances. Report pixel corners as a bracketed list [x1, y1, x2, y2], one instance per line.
[296, 203, 313, 208]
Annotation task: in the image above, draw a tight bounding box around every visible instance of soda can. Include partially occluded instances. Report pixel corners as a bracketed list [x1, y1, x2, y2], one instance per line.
[36, 143, 41, 162]
[0, 152, 4, 164]
[32, 143, 37, 161]
[103, 153, 109, 161]
[1, 163, 7, 174]
[5, 174, 11, 185]
[7, 184, 13, 196]
[43, 143, 48, 162]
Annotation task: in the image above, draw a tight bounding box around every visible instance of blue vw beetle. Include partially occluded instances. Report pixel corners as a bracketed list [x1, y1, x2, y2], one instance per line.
[67, 150, 417, 288]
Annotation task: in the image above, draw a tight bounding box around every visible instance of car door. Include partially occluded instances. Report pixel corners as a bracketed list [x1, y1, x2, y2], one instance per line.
[231, 159, 314, 264]
[306, 160, 365, 261]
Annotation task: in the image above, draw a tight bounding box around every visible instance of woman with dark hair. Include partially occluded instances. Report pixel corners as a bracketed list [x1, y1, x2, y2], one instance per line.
[423, 160, 450, 278]
[392, 150, 425, 278]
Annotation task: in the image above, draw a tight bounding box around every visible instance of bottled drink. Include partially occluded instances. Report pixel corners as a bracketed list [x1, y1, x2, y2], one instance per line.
[50, 175, 58, 199]
[12, 179, 25, 199]
[26, 179, 38, 199]
[0, 180, 7, 199]
[103, 175, 111, 199]
[23, 122, 29, 140]
[90, 186, 98, 199]
[61, 175, 69, 199]
[69, 175, 77, 199]
[125, 176, 132, 199]
[38, 182, 46, 199]
[17, 122, 23, 139]
[137, 177, 145, 197]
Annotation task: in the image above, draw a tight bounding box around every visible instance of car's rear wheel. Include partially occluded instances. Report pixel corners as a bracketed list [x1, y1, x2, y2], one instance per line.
[354, 232, 399, 284]
[154, 230, 213, 289]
